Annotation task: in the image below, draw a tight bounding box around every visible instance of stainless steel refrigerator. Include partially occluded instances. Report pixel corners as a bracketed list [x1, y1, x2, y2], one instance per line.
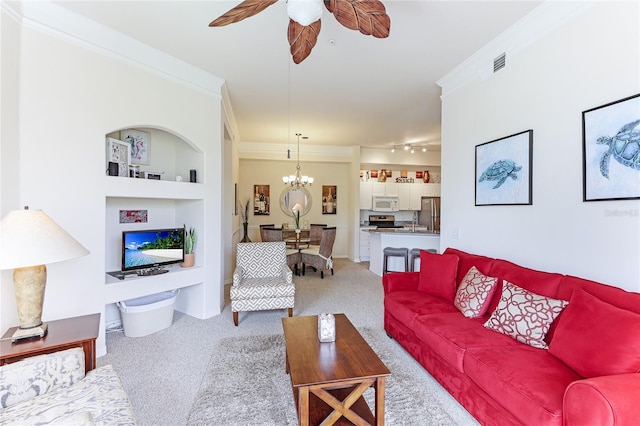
[418, 197, 441, 232]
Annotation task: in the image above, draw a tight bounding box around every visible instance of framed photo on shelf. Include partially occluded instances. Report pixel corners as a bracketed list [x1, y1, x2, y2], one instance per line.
[253, 184, 270, 215]
[475, 130, 533, 206]
[322, 185, 337, 214]
[106, 137, 130, 177]
[120, 129, 150, 165]
[582, 93, 640, 201]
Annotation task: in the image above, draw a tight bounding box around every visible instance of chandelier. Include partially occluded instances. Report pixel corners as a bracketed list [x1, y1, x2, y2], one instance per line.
[283, 133, 314, 188]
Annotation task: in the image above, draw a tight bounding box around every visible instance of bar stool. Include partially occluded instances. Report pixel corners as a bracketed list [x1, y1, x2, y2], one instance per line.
[383, 247, 409, 274]
[409, 248, 437, 272]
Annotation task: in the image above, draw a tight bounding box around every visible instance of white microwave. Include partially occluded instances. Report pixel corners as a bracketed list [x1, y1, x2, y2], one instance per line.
[372, 196, 399, 212]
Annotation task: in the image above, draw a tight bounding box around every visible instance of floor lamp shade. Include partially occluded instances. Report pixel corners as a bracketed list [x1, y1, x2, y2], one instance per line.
[0, 207, 89, 341]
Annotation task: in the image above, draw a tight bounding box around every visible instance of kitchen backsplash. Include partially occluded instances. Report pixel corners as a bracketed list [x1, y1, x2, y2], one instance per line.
[360, 210, 417, 225]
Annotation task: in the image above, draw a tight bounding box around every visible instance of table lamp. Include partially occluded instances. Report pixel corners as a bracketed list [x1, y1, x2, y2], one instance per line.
[0, 206, 89, 342]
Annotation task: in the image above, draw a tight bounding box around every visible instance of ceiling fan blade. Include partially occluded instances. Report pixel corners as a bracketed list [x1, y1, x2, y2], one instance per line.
[288, 19, 321, 64]
[324, 0, 390, 38]
[209, 0, 278, 27]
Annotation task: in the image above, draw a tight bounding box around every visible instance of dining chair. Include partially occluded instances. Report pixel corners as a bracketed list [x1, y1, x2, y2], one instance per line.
[259, 224, 275, 242]
[309, 223, 327, 246]
[261, 227, 282, 242]
[301, 227, 336, 279]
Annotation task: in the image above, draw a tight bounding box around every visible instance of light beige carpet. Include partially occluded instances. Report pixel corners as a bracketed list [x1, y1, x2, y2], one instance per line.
[188, 328, 463, 425]
[99, 259, 478, 425]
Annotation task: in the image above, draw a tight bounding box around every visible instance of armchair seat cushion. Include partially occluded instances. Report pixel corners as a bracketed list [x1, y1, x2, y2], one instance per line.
[230, 277, 295, 300]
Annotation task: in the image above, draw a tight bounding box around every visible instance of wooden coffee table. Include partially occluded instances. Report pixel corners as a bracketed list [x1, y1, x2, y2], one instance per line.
[281, 314, 391, 426]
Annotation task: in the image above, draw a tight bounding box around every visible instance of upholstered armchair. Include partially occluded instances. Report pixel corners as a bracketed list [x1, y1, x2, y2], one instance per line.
[262, 227, 301, 275]
[231, 242, 295, 326]
[301, 227, 336, 279]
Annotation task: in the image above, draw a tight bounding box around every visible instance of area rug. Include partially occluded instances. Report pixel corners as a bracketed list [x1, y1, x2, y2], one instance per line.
[187, 327, 461, 425]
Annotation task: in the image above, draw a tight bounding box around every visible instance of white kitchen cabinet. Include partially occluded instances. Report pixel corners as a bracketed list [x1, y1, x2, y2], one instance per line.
[409, 184, 423, 210]
[422, 183, 441, 197]
[371, 182, 386, 196]
[359, 227, 375, 261]
[360, 182, 373, 209]
[397, 185, 411, 210]
[372, 182, 398, 196]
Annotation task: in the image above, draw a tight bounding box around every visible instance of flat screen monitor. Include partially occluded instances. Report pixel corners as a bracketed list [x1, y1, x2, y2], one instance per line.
[122, 228, 184, 272]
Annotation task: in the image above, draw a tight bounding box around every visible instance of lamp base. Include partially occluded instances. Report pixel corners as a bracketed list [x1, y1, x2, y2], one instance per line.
[11, 322, 48, 343]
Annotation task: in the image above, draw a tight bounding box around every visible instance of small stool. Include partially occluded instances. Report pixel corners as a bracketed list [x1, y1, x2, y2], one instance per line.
[383, 247, 409, 274]
[409, 248, 437, 272]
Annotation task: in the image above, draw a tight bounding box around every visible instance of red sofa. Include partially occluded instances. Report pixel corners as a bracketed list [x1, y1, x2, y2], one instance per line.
[383, 247, 640, 426]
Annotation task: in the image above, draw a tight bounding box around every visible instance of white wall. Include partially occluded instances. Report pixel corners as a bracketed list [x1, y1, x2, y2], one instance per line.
[0, 8, 22, 328]
[239, 158, 351, 257]
[0, 4, 227, 355]
[439, 1, 640, 291]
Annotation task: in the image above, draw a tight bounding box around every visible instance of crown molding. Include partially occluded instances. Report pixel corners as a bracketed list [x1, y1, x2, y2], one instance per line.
[239, 142, 355, 162]
[7, 1, 225, 98]
[437, 1, 597, 97]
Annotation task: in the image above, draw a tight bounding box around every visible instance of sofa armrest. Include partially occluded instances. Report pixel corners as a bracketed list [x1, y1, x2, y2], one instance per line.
[0, 348, 85, 409]
[382, 272, 419, 294]
[564, 373, 640, 425]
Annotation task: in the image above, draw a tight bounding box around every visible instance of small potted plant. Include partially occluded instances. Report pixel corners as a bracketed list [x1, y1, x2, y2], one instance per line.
[181, 225, 196, 268]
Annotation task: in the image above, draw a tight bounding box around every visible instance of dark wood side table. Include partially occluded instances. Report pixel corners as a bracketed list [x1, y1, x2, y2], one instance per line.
[0, 313, 100, 374]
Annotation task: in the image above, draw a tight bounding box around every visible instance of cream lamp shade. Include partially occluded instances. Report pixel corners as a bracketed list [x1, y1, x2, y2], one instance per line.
[0, 206, 89, 342]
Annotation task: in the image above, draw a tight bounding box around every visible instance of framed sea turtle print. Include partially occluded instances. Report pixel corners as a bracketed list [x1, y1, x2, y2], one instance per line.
[475, 130, 533, 206]
[582, 94, 640, 201]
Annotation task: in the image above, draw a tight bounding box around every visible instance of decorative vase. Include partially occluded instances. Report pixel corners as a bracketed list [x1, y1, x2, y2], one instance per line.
[241, 222, 251, 242]
[181, 253, 195, 268]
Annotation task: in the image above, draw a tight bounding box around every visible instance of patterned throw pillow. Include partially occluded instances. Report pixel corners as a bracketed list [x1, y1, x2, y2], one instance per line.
[484, 280, 568, 349]
[454, 266, 498, 318]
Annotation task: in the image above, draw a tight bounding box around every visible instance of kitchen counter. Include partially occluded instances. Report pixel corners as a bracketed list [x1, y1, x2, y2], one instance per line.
[364, 228, 440, 235]
[368, 231, 440, 276]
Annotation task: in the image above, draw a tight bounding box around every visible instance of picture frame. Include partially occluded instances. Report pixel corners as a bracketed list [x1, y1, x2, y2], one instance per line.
[322, 185, 337, 214]
[475, 130, 533, 206]
[253, 184, 270, 215]
[119, 210, 148, 224]
[120, 129, 150, 165]
[106, 137, 131, 178]
[582, 93, 640, 201]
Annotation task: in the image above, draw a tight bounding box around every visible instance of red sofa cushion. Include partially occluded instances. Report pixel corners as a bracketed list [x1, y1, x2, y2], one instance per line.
[558, 274, 640, 314]
[486, 258, 564, 314]
[417, 251, 459, 302]
[549, 288, 640, 378]
[384, 291, 458, 329]
[414, 313, 520, 373]
[443, 247, 495, 286]
[465, 345, 582, 426]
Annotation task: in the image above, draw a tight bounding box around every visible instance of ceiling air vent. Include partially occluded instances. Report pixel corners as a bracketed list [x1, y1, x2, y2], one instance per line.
[494, 53, 506, 73]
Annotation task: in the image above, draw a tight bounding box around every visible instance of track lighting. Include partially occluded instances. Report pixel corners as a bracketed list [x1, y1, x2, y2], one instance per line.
[389, 143, 428, 153]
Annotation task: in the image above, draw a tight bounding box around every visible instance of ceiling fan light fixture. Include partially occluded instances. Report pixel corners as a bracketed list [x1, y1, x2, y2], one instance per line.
[287, 0, 323, 26]
[422, 147, 427, 152]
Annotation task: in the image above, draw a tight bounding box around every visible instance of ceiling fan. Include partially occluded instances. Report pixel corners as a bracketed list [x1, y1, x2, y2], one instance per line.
[209, 0, 391, 64]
